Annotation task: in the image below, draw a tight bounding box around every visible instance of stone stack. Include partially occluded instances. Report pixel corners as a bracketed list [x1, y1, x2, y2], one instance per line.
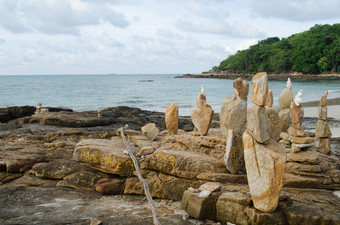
[243, 72, 286, 213]
[220, 78, 249, 174]
[315, 91, 332, 155]
[278, 78, 293, 132]
[165, 103, 178, 135]
[191, 85, 214, 136]
[265, 90, 283, 141]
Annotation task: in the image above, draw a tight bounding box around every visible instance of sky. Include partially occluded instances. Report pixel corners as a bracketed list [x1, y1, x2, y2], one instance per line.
[0, 0, 339, 75]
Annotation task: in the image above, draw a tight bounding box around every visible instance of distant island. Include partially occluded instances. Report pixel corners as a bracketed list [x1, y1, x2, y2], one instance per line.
[178, 24, 340, 80]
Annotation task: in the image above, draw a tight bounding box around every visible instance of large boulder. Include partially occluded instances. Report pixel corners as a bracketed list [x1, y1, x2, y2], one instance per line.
[191, 104, 214, 136]
[250, 72, 268, 106]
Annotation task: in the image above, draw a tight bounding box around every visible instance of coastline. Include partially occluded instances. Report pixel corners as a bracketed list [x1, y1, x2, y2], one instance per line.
[176, 72, 340, 81]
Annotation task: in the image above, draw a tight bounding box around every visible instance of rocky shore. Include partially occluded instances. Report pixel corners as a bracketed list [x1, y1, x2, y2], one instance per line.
[176, 72, 340, 81]
[0, 105, 340, 224]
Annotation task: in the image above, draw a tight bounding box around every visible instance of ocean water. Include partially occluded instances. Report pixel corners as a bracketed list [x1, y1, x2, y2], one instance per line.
[1, 74, 340, 116]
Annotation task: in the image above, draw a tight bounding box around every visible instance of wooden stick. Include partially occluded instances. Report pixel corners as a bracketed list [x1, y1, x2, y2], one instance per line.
[120, 127, 161, 225]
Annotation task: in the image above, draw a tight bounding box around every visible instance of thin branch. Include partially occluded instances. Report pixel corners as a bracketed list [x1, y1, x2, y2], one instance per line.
[120, 127, 161, 225]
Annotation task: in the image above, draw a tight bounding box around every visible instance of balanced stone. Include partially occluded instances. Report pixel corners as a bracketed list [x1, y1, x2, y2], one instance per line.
[265, 90, 273, 107]
[196, 93, 206, 109]
[288, 127, 306, 137]
[233, 78, 249, 101]
[141, 123, 159, 141]
[247, 105, 270, 144]
[243, 130, 286, 212]
[267, 118, 283, 141]
[165, 103, 178, 135]
[278, 78, 293, 109]
[280, 108, 291, 132]
[224, 129, 245, 174]
[250, 72, 268, 106]
[318, 106, 328, 120]
[292, 136, 314, 144]
[315, 120, 332, 138]
[317, 138, 330, 155]
[191, 104, 214, 136]
[290, 101, 304, 130]
[320, 90, 328, 107]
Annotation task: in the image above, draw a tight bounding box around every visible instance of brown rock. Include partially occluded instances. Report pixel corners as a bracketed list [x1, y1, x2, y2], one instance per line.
[279, 108, 291, 132]
[233, 78, 249, 100]
[267, 118, 283, 141]
[315, 120, 332, 138]
[320, 90, 328, 107]
[286, 150, 318, 163]
[196, 93, 206, 109]
[290, 102, 304, 129]
[288, 127, 305, 137]
[191, 104, 214, 136]
[318, 106, 328, 120]
[138, 146, 155, 155]
[198, 182, 223, 192]
[141, 123, 159, 141]
[165, 103, 178, 135]
[279, 139, 291, 148]
[116, 129, 141, 136]
[317, 138, 330, 155]
[265, 90, 273, 107]
[247, 105, 270, 144]
[280, 132, 292, 141]
[220, 95, 247, 135]
[266, 106, 279, 121]
[224, 129, 245, 174]
[292, 136, 314, 144]
[95, 178, 126, 195]
[251, 72, 268, 106]
[196, 173, 248, 184]
[243, 130, 286, 212]
[278, 88, 293, 109]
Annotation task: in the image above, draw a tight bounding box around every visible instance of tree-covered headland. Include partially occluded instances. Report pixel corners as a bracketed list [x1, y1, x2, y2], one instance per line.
[211, 24, 340, 74]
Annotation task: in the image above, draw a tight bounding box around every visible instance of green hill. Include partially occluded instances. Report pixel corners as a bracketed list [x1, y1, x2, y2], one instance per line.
[212, 24, 340, 74]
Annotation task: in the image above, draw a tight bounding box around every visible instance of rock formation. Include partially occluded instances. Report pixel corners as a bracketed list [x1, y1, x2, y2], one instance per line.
[141, 123, 159, 141]
[243, 72, 286, 212]
[220, 78, 249, 174]
[165, 103, 178, 135]
[265, 90, 283, 141]
[278, 78, 293, 132]
[315, 91, 332, 154]
[191, 85, 214, 136]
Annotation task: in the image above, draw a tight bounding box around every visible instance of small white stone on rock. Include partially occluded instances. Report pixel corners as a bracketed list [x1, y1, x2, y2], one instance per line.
[198, 190, 211, 198]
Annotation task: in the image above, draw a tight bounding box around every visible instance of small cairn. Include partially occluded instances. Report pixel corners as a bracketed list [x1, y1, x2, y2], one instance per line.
[265, 90, 283, 141]
[278, 78, 293, 132]
[191, 85, 214, 136]
[220, 78, 249, 174]
[165, 103, 178, 135]
[243, 72, 286, 213]
[315, 91, 332, 155]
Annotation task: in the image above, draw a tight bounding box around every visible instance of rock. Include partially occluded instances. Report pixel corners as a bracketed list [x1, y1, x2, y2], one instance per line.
[198, 182, 222, 192]
[318, 106, 328, 120]
[116, 129, 141, 136]
[224, 129, 245, 174]
[286, 150, 318, 163]
[279, 108, 291, 132]
[265, 90, 273, 107]
[138, 146, 155, 155]
[320, 90, 328, 107]
[292, 136, 314, 144]
[196, 173, 248, 184]
[265, 106, 279, 121]
[250, 72, 268, 106]
[278, 88, 293, 109]
[279, 139, 291, 148]
[280, 132, 292, 141]
[199, 190, 211, 198]
[220, 95, 247, 135]
[243, 130, 286, 212]
[267, 118, 283, 141]
[91, 218, 102, 225]
[191, 104, 214, 136]
[233, 78, 249, 101]
[181, 190, 221, 221]
[315, 120, 332, 138]
[165, 103, 178, 135]
[95, 178, 126, 195]
[317, 138, 331, 155]
[246, 105, 270, 144]
[291, 144, 302, 153]
[288, 127, 306, 137]
[73, 139, 135, 177]
[290, 102, 304, 129]
[0, 106, 36, 123]
[141, 123, 159, 141]
[188, 187, 198, 193]
[196, 93, 206, 109]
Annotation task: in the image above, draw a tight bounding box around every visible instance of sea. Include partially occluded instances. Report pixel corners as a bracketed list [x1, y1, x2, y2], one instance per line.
[1, 74, 340, 116]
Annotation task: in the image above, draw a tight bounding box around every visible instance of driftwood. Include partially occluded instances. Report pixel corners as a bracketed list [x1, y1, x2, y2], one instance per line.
[120, 127, 161, 225]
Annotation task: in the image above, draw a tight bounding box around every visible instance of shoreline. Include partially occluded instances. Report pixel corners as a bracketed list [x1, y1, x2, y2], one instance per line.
[176, 72, 340, 81]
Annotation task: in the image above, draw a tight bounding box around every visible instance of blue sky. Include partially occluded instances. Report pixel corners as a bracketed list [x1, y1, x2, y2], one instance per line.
[0, 0, 339, 75]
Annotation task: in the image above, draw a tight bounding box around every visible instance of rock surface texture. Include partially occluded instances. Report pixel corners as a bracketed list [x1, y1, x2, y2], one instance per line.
[165, 103, 179, 135]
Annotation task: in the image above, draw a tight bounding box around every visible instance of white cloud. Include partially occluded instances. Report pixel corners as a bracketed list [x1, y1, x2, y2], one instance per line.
[0, 39, 5, 44]
[250, 0, 340, 21]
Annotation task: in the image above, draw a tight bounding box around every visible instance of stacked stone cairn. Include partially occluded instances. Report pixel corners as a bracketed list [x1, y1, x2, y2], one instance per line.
[315, 91, 332, 155]
[265, 90, 283, 141]
[278, 78, 293, 132]
[242, 72, 286, 212]
[220, 78, 249, 174]
[191, 85, 214, 136]
[165, 103, 178, 135]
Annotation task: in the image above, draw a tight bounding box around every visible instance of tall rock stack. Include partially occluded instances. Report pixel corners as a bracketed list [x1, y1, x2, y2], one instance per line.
[278, 78, 293, 132]
[315, 91, 332, 155]
[242, 72, 286, 213]
[191, 85, 214, 136]
[165, 103, 178, 135]
[220, 78, 249, 174]
[265, 90, 283, 141]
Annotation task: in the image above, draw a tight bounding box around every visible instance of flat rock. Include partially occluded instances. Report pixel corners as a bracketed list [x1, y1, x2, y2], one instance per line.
[198, 182, 222, 192]
[250, 72, 268, 106]
[73, 139, 135, 177]
[224, 129, 245, 174]
[292, 136, 315, 144]
[280, 132, 292, 141]
[196, 173, 248, 184]
[286, 150, 319, 163]
[191, 105, 214, 136]
[247, 105, 270, 144]
[243, 130, 286, 212]
[165, 103, 178, 135]
[288, 127, 306, 137]
[95, 178, 126, 195]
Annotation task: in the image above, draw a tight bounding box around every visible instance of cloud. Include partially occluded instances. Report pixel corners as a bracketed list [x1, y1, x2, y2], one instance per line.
[250, 0, 340, 21]
[0, 39, 5, 44]
[186, 0, 230, 19]
[176, 19, 265, 38]
[0, 0, 129, 35]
